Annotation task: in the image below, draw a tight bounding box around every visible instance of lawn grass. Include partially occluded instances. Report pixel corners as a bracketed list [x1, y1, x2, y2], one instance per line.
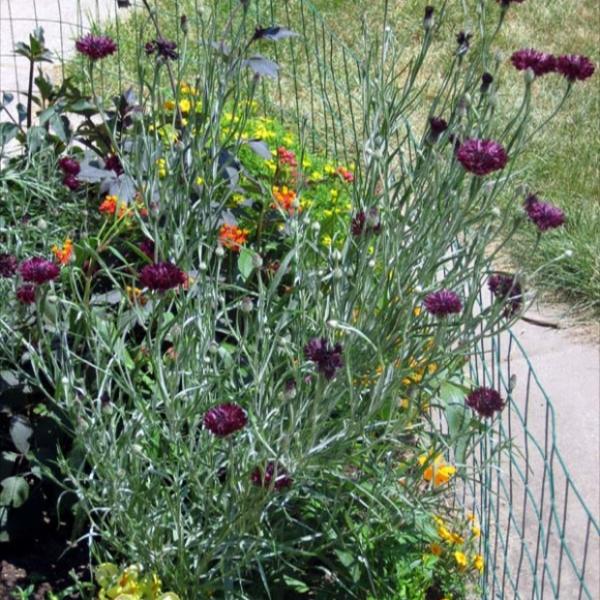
[306, 0, 600, 313]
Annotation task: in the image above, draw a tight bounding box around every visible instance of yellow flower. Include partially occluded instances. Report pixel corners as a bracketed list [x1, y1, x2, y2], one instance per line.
[418, 454, 456, 487]
[471, 525, 481, 538]
[163, 99, 176, 111]
[454, 551, 468, 569]
[283, 133, 294, 146]
[399, 398, 409, 409]
[324, 164, 336, 175]
[195, 176, 205, 186]
[473, 554, 485, 573]
[413, 306, 422, 317]
[322, 234, 333, 247]
[302, 158, 312, 168]
[265, 160, 277, 173]
[309, 171, 322, 181]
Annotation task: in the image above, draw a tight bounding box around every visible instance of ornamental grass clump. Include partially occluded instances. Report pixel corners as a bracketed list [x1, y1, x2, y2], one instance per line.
[0, 0, 594, 597]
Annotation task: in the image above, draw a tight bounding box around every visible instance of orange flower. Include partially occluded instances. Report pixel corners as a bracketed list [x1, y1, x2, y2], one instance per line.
[272, 185, 300, 215]
[418, 454, 456, 487]
[99, 195, 131, 219]
[218, 224, 249, 252]
[430, 542, 443, 556]
[99, 195, 118, 215]
[51, 238, 73, 265]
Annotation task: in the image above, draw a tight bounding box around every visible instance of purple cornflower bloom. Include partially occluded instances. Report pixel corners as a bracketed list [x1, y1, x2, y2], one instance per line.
[203, 403, 247, 437]
[456, 139, 508, 176]
[429, 117, 448, 142]
[63, 174, 80, 191]
[0, 254, 18, 278]
[19, 258, 60, 284]
[524, 195, 565, 232]
[145, 38, 179, 60]
[511, 49, 556, 77]
[16, 284, 36, 305]
[139, 238, 155, 259]
[104, 154, 124, 175]
[497, 0, 525, 6]
[251, 462, 293, 491]
[75, 34, 117, 60]
[304, 337, 344, 380]
[58, 156, 80, 176]
[424, 289, 463, 317]
[488, 274, 523, 316]
[556, 55, 595, 82]
[351, 208, 381, 236]
[466, 387, 505, 418]
[139, 261, 186, 291]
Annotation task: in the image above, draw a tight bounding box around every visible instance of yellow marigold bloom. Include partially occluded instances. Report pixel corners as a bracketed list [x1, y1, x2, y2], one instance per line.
[473, 554, 485, 573]
[430, 542, 443, 556]
[179, 99, 191, 114]
[467, 512, 476, 522]
[126, 286, 147, 306]
[283, 133, 294, 146]
[399, 398, 409, 409]
[324, 164, 336, 175]
[437, 525, 454, 543]
[310, 171, 323, 181]
[163, 99, 176, 111]
[450, 531, 465, 544]
[413, 306, 422, 317]
[419, 454, 456, 487]
[428, 363, 438, 375]
[454, 551, 468, 569]
[51, 238, 73, 265]
[471, 525, 481, 538]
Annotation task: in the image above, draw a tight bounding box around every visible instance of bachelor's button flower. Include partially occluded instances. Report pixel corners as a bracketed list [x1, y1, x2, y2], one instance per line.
[19, 257, 60, 284]
[16, 284, 36, 304]
[511, 49, 556, 77]
[466, 386, 505, 418]
[524, 194, 565, 231]
[423, 289, 462, 317]
[556, 54, 595, 82]
[304, 337, 344, 380]
[139, 261, 186, 291]
[0, 253, 18, 278]
[456, 139, 508, 176]
[203, 403, 248, 437]
[251, 461, 292, 490]
[75, 34, 117, 60]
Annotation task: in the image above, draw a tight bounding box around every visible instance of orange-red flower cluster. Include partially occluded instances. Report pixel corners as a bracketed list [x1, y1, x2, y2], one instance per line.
[218, 224, 249, 252]
[272, 186, 299, 215]
[51, 238, 74, 265]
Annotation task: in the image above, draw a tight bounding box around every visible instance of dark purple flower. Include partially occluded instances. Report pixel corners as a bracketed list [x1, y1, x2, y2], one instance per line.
[104, 154, 124, 175]
[16, 284, 36, 305]
[511, 49, 556, 77]
[497, 0, 525, 6]
[19, 258, 60, 284]
[0, 253, 18, 278]
[456, 139, 508, 176]
[524, 195, 565, 232]
[75, 34, 117, 60]
[251, 462, 292, 491]
[139, 238, 155, 259]
[466, 387, 505, 418]
[488, 274, 523, 316]
[556, 55, 595, 82]
[423, 6, 435, 30]
[480, 72, 494, 94]
[203, 403, 248, 437]
[424, 289, 462, 317]
[351, 208, 381, 237]
[63, 174, 80, 191]
[456, 31, 472, 56]
[429, 117, 448, 143]
[145, 38, 179, 60]
[304, 337, 344, 380]
[139, 261, 186, 291]
[58, 156, 80, 176]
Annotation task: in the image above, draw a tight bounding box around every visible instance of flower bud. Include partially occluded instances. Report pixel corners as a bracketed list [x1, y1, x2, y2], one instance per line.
[524, 67, 536, 84]
[240, 296, 254, 313]
[252, 253, 263, 269]
[215, 245, 225, 258]
[423, 6, 435, 31]
[333, 267, 343, 280]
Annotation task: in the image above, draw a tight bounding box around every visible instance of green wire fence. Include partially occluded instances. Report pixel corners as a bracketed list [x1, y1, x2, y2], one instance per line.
[0, 1, 598, 598]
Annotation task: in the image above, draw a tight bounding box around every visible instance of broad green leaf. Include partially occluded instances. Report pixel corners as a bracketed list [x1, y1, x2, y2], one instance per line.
[0, 476, 29, 508]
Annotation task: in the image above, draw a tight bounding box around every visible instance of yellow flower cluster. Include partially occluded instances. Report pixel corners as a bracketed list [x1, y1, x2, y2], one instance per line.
[96, 563, 180, 600]
[429, 516, 485, 574]
[401, 356, 438, 386]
